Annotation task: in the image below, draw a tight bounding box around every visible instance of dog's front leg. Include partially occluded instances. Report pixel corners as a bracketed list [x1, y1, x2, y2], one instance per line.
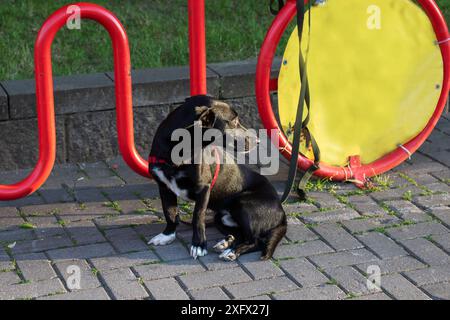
[148, 183, 178, 246]
[190, 186, 210, 259]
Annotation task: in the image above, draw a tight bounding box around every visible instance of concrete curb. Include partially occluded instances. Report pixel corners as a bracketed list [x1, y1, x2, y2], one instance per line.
[0, 59, 281, 170]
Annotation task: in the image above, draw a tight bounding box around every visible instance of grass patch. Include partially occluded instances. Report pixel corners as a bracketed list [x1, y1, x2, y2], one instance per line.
[326, 278, 339, 286]
[103, 201, 121, 212]
[1, 1, 448, 81]
[402, 190, 413, 201]
[0, 1, 286, 81]
[369, 175, 394, 192]
[19, 222, 36, 230]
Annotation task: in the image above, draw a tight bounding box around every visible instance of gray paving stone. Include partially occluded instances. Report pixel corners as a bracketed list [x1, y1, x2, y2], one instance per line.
[399, 160, 447, 174]
[53, 259, 101, 291]
[357, 232, 408, 259]
[0, 278, 66, 300]
[0, 272, 21, 287]
[179, 267, 251, 291]
[424, 182, 450, 194]
[381, 274, 431, 300]
[385, 200, 430, 222]
[350, 292, 392, 300]
[356, 256, 426, 275]
[422, 282, 450, 300]
[47, 242, 116, 260]
[280, 258, 328, 287]
[95, 214, 159, 230]
[429, 207, 450, 226]
[400, 238, 450, 266]
[0, 207, 24, 231]
[237, 252, 284, 280]
[151, 240, 190, 261]
[225, 276, 298, 299]
[39, 287, 110, 300]
[0, 228, 35, 243]
[312, 223, 363, 251]
[241, 294, 272, 300]
[114, 199, 149, 215]
[15, 253, 56, 282]
[91, 250, 159, 273]
[144, 277, 189, 300]
[431, 233, 450, 251]
[404, 265, 450, 286]
[134, 259, 205, 281]
[370, 186, 423, 202]
[348, 195, 387, 217]
[104, 227, 149, 253]
[308, 192, 346, 209]
[101, 268, 148, 300]
[72, 187, 109, 203]
[52, 201, 116, 222]
[66, 220, 106, 245]
[199, 253, 239, 271]
[273, 240, 334, 259]
[341, 216, 401, 234]
[309, 249, 379, 269]
[414, 193, 450, 209]
[190, 287, 230, 300]
[387, 222, 449, 241]
[325, 266, 375, 296]
[284, 202, 318, 215]
[301, 208, 360, 224]
[273, 285, 346, 300]
[11, 235, 73, 255]
[284, 221, 318, 243]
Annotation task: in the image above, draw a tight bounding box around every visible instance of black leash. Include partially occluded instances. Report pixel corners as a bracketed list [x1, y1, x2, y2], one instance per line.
[280, 0, 320, 203]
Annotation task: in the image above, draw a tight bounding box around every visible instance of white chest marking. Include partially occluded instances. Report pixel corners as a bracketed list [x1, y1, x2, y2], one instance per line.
[221, 211, 238, 227]
[153, 168, 190, 200]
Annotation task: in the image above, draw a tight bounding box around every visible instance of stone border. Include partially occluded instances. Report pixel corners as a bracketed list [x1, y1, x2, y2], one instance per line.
[0, 58, 281, 170]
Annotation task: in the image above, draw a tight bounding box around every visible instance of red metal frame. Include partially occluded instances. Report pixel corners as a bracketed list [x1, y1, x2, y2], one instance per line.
[0, 3, 151, 200]
[0, 1, 207, 201]
[188, 0, 207, 95]
[1, 0, 446, 200]
[256, 0, 450, 185]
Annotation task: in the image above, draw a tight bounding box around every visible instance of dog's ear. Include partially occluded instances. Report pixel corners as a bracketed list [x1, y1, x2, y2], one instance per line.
[196, 107, 217, 128]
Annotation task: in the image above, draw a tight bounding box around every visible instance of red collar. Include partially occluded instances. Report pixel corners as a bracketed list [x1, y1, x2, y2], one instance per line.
[148, 148, 221, 190]
[148, 156, 167, 165]
[210, 147, 221, 189]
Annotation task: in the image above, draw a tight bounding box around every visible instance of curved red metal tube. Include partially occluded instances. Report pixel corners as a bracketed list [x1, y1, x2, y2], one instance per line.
[256, 0, 450, 183]
[188, 0, 207, 95]
[0, 2, 150, 200]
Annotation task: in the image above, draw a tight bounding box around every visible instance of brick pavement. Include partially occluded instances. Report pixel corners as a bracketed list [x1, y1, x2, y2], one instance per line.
[0, 115, 449, 300]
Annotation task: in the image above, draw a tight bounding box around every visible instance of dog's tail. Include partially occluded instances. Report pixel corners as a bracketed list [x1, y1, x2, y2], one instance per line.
[260, 218, 287, 260]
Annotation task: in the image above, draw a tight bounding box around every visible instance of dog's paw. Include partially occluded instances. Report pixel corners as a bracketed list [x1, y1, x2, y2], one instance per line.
[148, 233, 176, 246]
[219, 249, 237, 261]
[213, 235, 235, 253]
[190, 245, 208, 259]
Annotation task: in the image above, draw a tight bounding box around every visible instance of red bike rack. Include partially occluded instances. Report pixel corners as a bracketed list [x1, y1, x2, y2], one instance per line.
[0, 1, 208, 201]
[256, 0, 450, 185]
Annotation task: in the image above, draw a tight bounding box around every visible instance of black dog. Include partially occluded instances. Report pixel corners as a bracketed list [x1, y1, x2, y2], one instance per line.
[148, 96, 286, 261]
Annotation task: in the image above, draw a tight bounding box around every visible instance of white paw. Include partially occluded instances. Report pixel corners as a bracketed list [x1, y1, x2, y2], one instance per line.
[148, 232, 176, 246]
[219, 249, 237, 261]
[190, 245, 208, 259]
[213, 239, 228, 253]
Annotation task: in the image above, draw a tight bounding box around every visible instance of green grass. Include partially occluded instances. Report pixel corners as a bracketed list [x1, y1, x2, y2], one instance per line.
[19, 222, 36, 229]
[0, 0, 280, 81]
[2, 0, 447, 81]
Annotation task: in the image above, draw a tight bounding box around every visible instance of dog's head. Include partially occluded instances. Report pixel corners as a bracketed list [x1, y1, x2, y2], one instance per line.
[195, 101, 258, 152]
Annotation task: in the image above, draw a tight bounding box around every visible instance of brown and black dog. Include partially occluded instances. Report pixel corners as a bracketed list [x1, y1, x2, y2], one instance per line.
[147, 95, 286, 261]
